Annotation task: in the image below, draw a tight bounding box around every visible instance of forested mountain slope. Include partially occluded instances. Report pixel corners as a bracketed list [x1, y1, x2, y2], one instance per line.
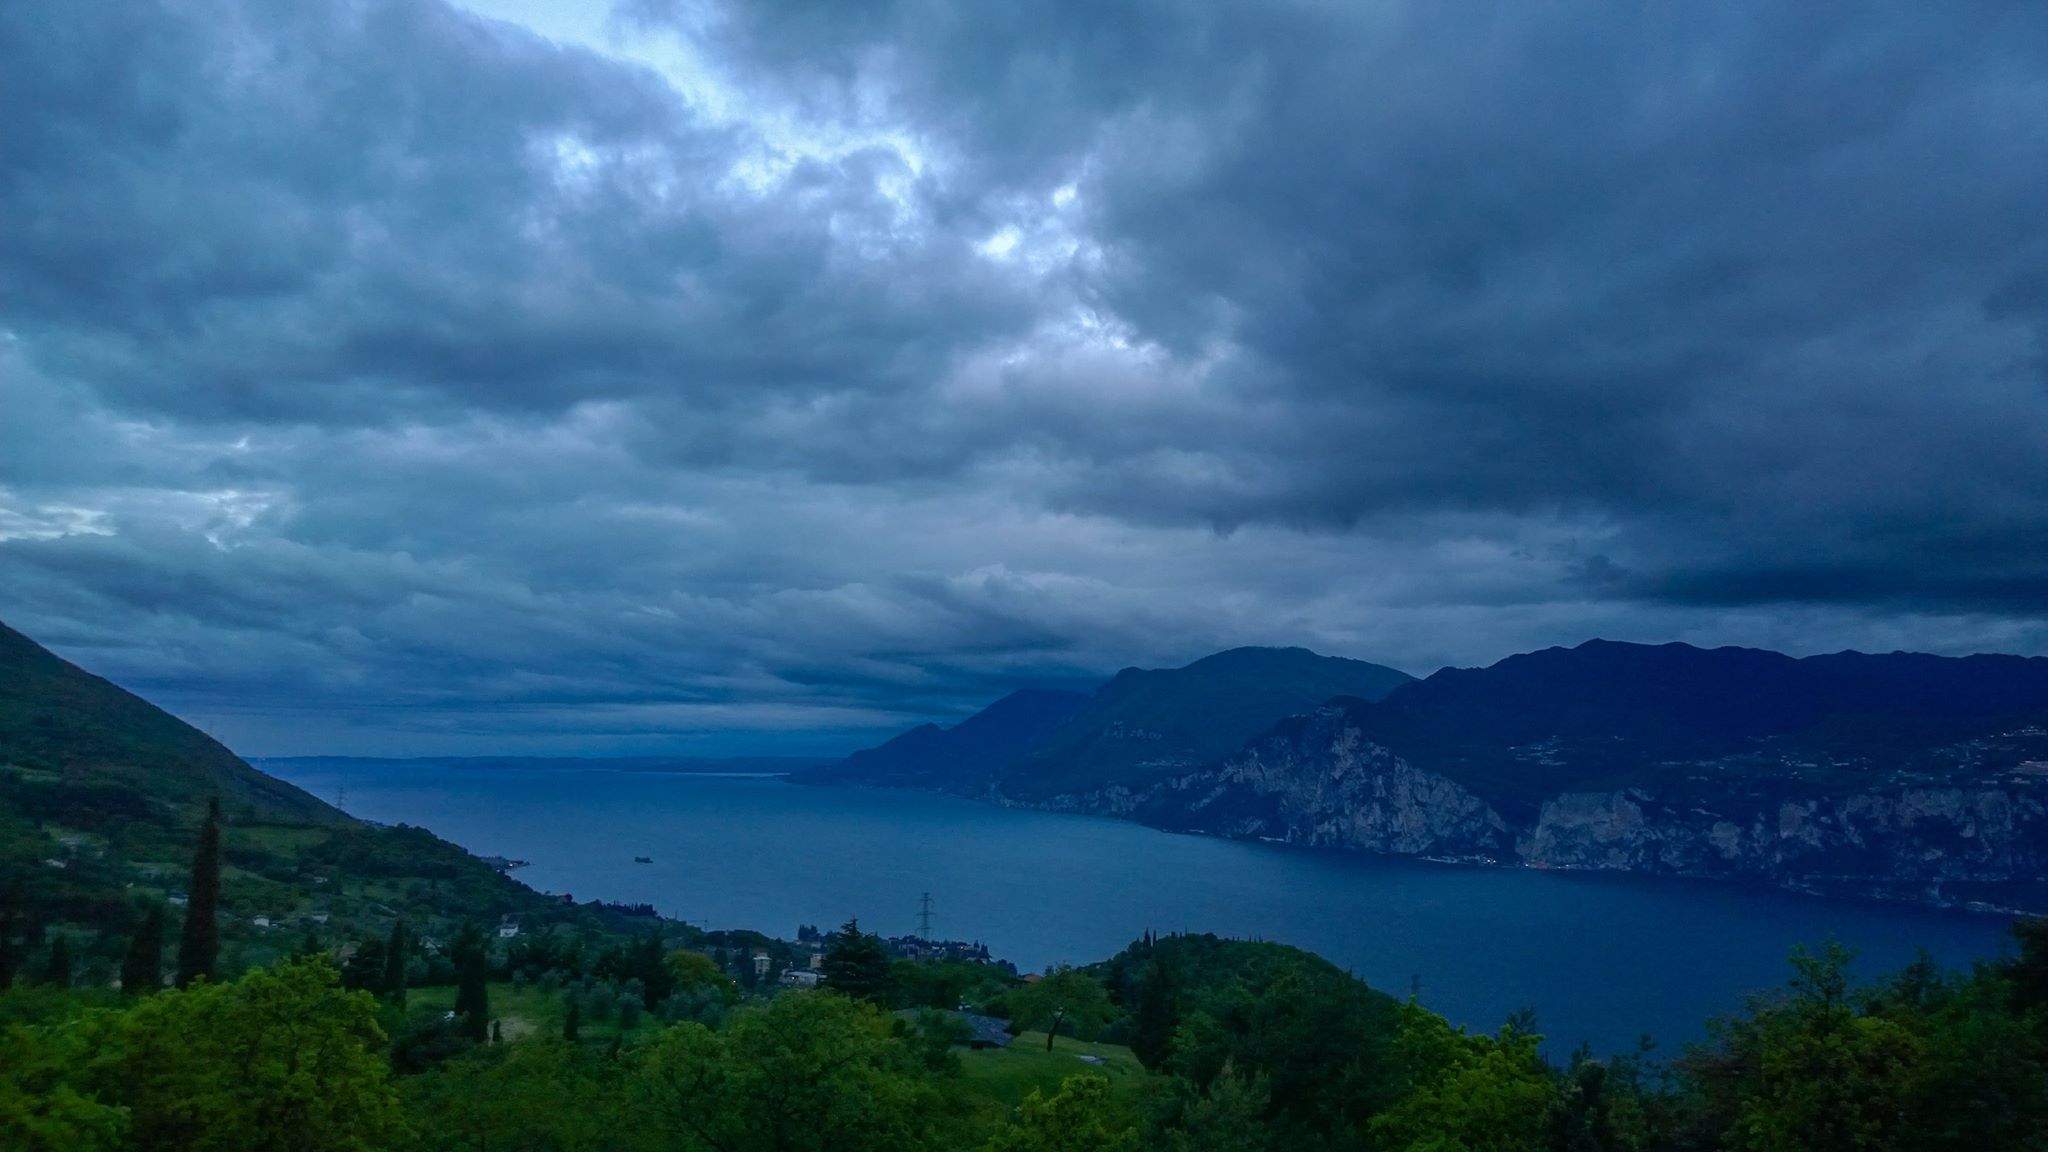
[0, 619, 639, 983]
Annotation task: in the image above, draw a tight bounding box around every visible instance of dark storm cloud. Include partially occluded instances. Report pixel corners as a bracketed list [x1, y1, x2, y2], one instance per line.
[2, 0, 2047, 753]
[648, 0, 2048, 600]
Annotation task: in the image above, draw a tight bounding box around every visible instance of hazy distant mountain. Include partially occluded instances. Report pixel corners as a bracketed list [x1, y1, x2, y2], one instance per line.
[805, 688, 1091, 788]
[255, 754, 837, 776]
[810, 646, 1415, 797]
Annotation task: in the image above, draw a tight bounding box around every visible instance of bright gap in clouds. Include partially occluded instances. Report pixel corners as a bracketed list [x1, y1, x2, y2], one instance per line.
[452, 0, 930, 197]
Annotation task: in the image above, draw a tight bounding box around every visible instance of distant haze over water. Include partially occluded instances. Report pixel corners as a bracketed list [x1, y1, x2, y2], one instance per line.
[265, 759, 2016, 1054]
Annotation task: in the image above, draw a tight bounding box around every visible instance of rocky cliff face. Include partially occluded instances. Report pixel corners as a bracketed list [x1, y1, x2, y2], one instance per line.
[1132, 705, 1512, 860]
[1517, 784, 2048, 907]
[991, 704, 2048, 913]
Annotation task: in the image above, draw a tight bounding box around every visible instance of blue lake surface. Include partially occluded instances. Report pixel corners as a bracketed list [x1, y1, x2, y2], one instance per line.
[265, 761, 2018, 1055]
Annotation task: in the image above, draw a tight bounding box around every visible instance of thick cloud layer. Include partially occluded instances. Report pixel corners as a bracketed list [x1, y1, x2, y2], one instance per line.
[3, 0, 2045, 754]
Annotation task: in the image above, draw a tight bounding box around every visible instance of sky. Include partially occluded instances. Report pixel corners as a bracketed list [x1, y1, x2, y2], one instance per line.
[2, 1, 2046, 757]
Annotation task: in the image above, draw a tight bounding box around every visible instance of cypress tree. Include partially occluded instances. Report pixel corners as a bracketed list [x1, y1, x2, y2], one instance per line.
[452, 923, 490, 1041]
[563, 996, 581, 1042]
[121, 904, 166, 995]
[174, 798, 223, 988]
[1131, 958, 1180, 1069]
[383, 919, 408, 1005]
[43, 935, 73, 987]
[0, 882, 23, 989]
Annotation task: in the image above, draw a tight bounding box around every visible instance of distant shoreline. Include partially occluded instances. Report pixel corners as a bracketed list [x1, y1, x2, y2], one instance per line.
[249, 754, 827, 777]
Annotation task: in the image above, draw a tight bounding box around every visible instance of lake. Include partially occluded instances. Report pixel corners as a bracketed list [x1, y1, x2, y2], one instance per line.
[264, 760, 2018, 1055]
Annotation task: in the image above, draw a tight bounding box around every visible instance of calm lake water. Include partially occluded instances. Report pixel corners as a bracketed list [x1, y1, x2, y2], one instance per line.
[264, 761, 2017, 1055]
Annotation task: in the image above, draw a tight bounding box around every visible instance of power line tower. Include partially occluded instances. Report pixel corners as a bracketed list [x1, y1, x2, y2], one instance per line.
[916, 892, 935, 940]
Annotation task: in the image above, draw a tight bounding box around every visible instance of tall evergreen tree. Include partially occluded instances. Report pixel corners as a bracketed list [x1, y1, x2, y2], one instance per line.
[121, 903, 166, 995]
[174, 798, 223, 988]
[452, 923, 490, 1041]
[0, 881, 24, 989]
[1131, 958, 1180, 1069]
[42, 934, 73, 987]
[563, 995, 581, 1042]
[633, 930, 674, 1009]
[383, 919, 408, 1005]
[821, 916, 893, 1003]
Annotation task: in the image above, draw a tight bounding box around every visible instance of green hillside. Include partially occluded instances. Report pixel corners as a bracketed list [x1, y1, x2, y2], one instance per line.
[0, 619, 644, 986]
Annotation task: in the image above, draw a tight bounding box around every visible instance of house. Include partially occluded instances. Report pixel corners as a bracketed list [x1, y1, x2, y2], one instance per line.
[497, 923, 521, 939]
[752, 952, 772, 977]
[252, 916, 272, 929]
[808, 951, 824, 971]
[167, 891, 189, 906]
[781, 969, 821, 988]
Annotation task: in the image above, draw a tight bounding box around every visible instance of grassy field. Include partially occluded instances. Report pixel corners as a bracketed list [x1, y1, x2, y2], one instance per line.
[409, 981, 666, 1044]
[959, 1031, 1148, 1107]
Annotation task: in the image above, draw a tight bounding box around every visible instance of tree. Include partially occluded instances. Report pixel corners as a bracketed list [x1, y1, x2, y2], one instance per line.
[667, 948, 727, 993]
[823, 917, 893, 1003]
[1006, 968, 1116, 1052]
[0, 882, 28, 990]
[92, 955, 405, 1152]
[1131, 958, 1180, 1069]
[383, 920, 408, 1005]
[174, 799, 223, 988]
[630, 932, 674, 1009]
[121, 905, 165, 996]
[452, 924, 491, 1043]
[1370, 1002, 1557, 1152]
[40, 937, 72, 989]
[629, 992, 941, 1152]
[340, 938, 389, 993]
[1727, 944, 1925, 1152]
[0, 1020, 127, 1151]
[982, 1075, 1139, 1152]
[563, 997, 581, 1043]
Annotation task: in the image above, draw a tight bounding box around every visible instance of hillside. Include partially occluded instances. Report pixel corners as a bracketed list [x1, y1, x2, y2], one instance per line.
[0, 621, 342, 825]
[0, 620, 651, 982]
[1137, 640, 2048, 911]
[807, 647, 1415, 799]
[1348, 640, 2048, 813]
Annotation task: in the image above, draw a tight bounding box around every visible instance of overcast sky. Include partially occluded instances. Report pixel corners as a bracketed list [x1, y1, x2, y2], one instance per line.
[3, 1, 2046, 757]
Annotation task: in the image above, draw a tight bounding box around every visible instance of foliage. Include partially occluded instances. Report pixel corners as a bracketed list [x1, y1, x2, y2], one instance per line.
[121, 903, 165, 996]
[1000, 967, 1118, 1050]
[822, 917, 894, 1003]
[1370, 1003, 1557, 1152]
[629, 990, 943, 1151]
[452, 922, 491, 1042]
[981, 1074, 1139, 1152]
[173, 799, 222, 988]
[4, 898, 2048, 1152]
[90, 955, 405, 1151]
[0, 1020, 126, 1152]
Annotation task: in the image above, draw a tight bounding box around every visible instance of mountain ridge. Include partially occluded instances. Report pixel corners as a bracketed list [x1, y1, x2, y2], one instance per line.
[822, 637, 2048, 912]
[802, 645, 1416, 798]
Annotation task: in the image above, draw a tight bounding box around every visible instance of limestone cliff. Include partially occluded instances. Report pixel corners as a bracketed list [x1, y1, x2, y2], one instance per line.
[995, 705, 2048, 914]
